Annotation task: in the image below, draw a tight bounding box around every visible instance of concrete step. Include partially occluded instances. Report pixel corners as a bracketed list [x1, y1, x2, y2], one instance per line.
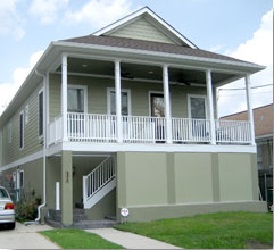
[47, 209, 88, 222]
[45, 217, 117, 229]
[72, 219, 117, 229]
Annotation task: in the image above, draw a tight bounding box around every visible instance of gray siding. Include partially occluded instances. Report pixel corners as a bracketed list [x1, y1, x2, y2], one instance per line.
[110, 16, 176, 44]
[49, 75, 61, 122]
[1, 83, 43, 165]
[49, 73, 207, 119]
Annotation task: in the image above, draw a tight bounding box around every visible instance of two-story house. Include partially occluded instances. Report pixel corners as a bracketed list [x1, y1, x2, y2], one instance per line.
[0, 7, 266, 227]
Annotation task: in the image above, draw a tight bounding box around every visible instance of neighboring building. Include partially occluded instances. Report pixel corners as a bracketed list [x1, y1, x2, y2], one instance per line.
[0, 7, 267, 227]
[222, 103, 273, 207]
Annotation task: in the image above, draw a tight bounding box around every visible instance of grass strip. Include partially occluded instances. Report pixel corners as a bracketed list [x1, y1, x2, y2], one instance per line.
[40, 229, 123, 249]
[116, 211, 273, 249]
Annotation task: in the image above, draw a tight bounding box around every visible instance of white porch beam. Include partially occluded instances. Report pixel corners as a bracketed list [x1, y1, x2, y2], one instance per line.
[115, 60, 123, 143]
[245, 75, 256, 145]
[61, 53, 68, 141]
[206, 69, 216, 144]
[163, 65, 172, 143]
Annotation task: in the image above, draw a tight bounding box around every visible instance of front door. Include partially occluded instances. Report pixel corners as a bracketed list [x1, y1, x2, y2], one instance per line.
[150, 93, 165, 117]
[150, 93, 165, 142]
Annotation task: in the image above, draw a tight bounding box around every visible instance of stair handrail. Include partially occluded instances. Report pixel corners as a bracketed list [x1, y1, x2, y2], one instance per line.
[83, 157, 116, 204]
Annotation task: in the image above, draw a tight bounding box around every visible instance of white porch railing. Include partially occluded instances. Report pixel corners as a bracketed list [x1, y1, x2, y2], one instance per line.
[215, 119, 251, 144]
[47, 114, 252, 145]
[172, 118, 211, 143]
[48, 116, 62, 145]
[82, 157, 116, 209]
[67, 114, 117, 142]
[123, 116, 166, 143]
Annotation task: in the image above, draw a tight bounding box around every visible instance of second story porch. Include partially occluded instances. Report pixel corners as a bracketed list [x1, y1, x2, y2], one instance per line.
[44, 52, 256, 151]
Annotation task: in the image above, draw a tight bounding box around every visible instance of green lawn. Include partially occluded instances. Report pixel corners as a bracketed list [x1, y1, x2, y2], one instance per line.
[40, 229, 123, 249]
[116, 211, 273, 249]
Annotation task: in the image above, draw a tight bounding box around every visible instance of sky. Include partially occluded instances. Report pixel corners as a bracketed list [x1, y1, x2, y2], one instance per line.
[0, 0, 273, 116]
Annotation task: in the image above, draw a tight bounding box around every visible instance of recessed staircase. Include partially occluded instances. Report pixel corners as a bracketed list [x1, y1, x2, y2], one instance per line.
[82, 157, 116, 209]
[45, 157, 117, 229]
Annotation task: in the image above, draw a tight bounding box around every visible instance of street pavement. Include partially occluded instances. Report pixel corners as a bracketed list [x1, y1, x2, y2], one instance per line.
[0, 222, 59, 249]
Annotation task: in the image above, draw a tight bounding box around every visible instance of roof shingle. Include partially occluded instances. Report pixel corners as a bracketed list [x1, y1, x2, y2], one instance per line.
[62, 35, 250, 64]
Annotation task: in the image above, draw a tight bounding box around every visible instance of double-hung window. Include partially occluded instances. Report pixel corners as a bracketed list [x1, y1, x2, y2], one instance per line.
[67, 85, 87, 113]
[108, 89, 131, 116]
[19, 111, 24, 149]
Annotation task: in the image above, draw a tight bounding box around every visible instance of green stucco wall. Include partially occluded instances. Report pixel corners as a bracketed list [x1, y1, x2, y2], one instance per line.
[174, 152, 213, 203]
[116, 151, 266, 222]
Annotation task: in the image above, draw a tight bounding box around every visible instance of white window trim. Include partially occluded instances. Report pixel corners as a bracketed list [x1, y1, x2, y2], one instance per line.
[107, 87, 132, 116]
[25, 103, 29, 125]
[187, 94, 208, 119]
[67, 84, 88, 114]
[148, 91, 172, 117]
[19, 111, 24, 150]
[8, 119, 13, 143]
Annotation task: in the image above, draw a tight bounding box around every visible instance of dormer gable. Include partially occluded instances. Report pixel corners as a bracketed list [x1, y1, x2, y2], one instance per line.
[93, 7, 197, 48]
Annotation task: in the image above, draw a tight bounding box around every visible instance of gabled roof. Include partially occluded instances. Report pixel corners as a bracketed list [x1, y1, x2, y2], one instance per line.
[93, 6, 198, 49]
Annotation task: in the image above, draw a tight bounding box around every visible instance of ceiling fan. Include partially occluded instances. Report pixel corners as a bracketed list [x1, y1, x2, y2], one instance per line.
[121, 71, 134, 79]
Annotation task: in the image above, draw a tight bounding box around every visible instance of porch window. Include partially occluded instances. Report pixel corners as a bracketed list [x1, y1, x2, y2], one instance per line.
[188, 95, 207, 119]
[67, 85, 87, 113]
[108, 89, 131, 116]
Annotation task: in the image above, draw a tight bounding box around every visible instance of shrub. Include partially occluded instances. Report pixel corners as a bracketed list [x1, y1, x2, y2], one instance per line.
[16, 198, 41, 223]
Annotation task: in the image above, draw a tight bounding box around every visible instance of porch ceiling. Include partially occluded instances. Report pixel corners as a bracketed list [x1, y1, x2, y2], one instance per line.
[56, 57, 241, 86]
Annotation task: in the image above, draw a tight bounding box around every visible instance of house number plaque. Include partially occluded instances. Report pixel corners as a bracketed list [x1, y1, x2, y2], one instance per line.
[121, 208, 129, 217]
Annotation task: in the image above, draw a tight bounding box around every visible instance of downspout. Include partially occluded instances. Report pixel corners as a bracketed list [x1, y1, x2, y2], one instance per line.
[34, 69, 46, 223]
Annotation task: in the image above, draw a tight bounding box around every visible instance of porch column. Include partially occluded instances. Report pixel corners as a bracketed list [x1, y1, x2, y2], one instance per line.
[61, 150, 73, 226]
[115, 60, 123, 143]
[206, 69, 216, 144]
[61, 53, 68, 141]
[245, 75, 256, 145]
[163, 65, 172, 143]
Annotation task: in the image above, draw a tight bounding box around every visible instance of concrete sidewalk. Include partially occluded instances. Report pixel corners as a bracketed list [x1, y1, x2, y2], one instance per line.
[0, 223, 59, 249]
[87, 228, 181, 249]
